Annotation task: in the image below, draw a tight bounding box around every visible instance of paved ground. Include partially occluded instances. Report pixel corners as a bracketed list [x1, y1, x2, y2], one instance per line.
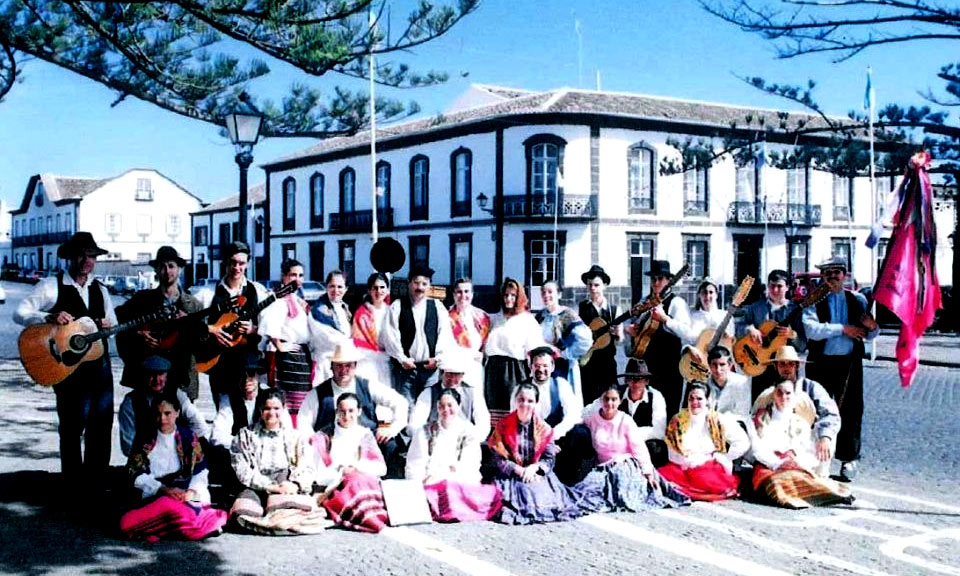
[1, 281, 959, 575]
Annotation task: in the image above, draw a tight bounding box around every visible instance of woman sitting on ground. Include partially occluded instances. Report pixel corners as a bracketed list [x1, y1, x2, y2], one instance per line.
[120, 391, 227, 541]
[658, 382, 749, 502]
[488, 383, 582, 524]
[576, 384, 690, 513]
[406, 388, 502, 522]
[748, 380, 853, 508]
[312, 392, 390, 533]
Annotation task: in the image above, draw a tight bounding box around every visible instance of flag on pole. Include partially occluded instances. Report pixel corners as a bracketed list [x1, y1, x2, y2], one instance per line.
[873, 151, 942, 387]
[755, 139, 766, 169]
[863, 66, 875, 112]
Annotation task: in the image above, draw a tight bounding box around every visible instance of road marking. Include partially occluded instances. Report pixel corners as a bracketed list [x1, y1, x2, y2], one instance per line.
[878, 528, 960, 576]
[382, 526, 518, 576]
[579, 515, 791, 576]
[855, 486, 960, 514]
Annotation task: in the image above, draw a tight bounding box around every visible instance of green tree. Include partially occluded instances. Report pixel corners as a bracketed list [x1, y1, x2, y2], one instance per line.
[0, 0, 478, 136]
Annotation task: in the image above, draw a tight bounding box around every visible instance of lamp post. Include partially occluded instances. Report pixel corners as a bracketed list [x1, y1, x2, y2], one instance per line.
[785, 220, 799, 275]
[224, 95, 263, 248]
[476, 191, 503, 291]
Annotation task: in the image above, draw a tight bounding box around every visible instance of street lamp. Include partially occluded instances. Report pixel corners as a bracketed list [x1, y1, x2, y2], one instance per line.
[225, 94, 263, 247]
[476, 192, 494, 214]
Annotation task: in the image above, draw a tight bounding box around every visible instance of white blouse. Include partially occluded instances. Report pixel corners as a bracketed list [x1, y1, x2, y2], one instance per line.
[405, 418, 482, 484]
[484, 312, 545, 359]
[132, 431, 210, 502]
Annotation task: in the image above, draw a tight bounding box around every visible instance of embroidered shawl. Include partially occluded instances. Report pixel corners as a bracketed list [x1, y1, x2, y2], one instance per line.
[127, 426, 205, 482]
[352, 302, 382, 351]
[449, 306, 491, 350]
[488, 411, 553, 465]
[665, 409, 727, 456]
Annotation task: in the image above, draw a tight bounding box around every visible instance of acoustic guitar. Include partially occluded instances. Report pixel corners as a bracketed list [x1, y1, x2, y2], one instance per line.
[196, 281, 298, 373]
[628, 263, 691, 359]
[677, 276, 754, 383]
[19, 304, 177, 387]
[579, 297, 666, 367]
[732, 281, 831, 377]
[144, 295, 243, 350]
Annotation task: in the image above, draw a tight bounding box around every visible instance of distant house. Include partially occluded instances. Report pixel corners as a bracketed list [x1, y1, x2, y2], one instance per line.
[189, 184, 266, 282]
[10, 169, 203, 274]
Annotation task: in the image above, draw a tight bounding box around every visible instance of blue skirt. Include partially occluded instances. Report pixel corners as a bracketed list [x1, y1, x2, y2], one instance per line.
[575, 457, 690, 513]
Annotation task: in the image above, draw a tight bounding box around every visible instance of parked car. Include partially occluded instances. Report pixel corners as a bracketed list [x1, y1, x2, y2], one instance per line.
[300, 281, 323, 303]
[110, 276, 136, 296]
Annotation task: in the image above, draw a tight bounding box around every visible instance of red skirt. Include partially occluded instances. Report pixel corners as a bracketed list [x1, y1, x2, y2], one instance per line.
[424, 480, 502, 523]
[657, 460, 740, 502]
[120, 496, 227, 541]
[322, 472, 389, 533]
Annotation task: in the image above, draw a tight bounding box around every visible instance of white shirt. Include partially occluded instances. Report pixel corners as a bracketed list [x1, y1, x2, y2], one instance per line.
[15, 273, 117, 327]
[512, 376, 582, 440]
[259, 295, 312, 347]
[210, 396, 258, 448]
[198, 277, 271, 311]
[119, 388, 210, 456]
[709, 371, 753, 421]
[408, 383, 491, 440]
[667, 411, 749, 472]
[405, 417, 482, 484]
[296, 376, 409, 437]
[132, 430, 210, 502]
[484, 312, 545, 359]
[380, 297, 455, 364]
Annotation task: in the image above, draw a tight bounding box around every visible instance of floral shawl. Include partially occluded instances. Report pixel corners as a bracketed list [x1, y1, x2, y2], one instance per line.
[126, 426, 205, 483]
[426, 419, 471, 461]
[665, 409, 727, 456]
[751, 391, 817, 439]
[352, 302, 382, 352]
[449, 306, 491, 350]
[488, 411, 553, 465]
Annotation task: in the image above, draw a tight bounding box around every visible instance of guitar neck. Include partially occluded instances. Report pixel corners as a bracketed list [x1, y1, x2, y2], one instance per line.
[706, 307, 736, 350]
[83, 307, 171, 343]
[240, 294, 278, 322]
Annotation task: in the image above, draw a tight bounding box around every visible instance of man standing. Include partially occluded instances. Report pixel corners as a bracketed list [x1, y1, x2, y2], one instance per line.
[802, 257, 877, 481]
[116, 246, 205, 400]
[736, 269, 806, 401]
[15, 232, 117, 485]
[380, 265, 455, 416]
[578, 265, 621, 404]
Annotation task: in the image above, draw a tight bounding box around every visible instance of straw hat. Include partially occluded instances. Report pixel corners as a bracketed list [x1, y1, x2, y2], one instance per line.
[765, 345, 808, 364]
[330, 341, 361, 364]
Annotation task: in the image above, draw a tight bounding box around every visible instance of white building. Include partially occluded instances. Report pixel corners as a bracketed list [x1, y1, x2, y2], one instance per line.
[189, 184, 266, 283]
[258, 85, 954, 308]
[10, 169, 203, 273]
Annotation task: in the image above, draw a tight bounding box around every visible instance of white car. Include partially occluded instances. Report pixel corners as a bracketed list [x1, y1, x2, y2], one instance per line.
[0, 282, 6, 304]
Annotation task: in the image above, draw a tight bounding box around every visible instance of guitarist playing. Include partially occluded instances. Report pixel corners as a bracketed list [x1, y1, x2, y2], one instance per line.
[200, 241, 271, 409]
[735, 269, 806, 402]
[116, 246, 207, 401]
[624, 260, 690, 418]
[14, 232, 116, 487]
[578, 265, 622, 404]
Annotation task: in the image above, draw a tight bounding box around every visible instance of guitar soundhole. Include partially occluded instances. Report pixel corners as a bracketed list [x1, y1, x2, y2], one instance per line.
[68, 334, 88, 352]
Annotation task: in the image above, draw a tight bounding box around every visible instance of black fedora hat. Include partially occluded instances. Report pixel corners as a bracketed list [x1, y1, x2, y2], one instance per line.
[581, 265, 610, 285]
[618, 358, 654, 378]
[370, 237, 406, 274]
[409, 263, 435, 280]
[57, 232, 108, 259]
[646, 260, 674, 278]
[149, 246, 187, 268]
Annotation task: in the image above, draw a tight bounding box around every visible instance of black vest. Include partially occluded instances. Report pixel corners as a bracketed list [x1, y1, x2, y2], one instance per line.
[313, 377, 378, 432]
[620, 394, 653, 428]
[229, 389, 265, 435]
[212, 282, 260, 325]
[579, 300, 616, 362]
[807, 291, 863, 360]
[399, 297, 438, 358]
[51, 272, 107, 352]
[640, 293, 682, 371]
[543, 378, 565, 428]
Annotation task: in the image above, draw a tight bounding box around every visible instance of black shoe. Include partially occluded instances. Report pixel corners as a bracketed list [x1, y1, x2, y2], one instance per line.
[839, 460, 859, 482]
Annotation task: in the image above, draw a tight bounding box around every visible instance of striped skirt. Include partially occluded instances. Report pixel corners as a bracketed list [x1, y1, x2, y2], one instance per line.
[752, 462, 853, 509]
[273, 347, 314, 415]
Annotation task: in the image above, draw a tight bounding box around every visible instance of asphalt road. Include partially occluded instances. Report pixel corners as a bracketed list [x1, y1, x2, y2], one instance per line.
[1, 281, 958, 576]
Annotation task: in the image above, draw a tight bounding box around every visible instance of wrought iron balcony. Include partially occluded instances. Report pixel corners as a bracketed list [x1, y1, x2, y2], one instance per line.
[683, 200, 708, 216]
[726, 202, 821, 226]
[11, 231, 71, 248]
[330, 208, 394, 232]
[501, 194, 597, 220]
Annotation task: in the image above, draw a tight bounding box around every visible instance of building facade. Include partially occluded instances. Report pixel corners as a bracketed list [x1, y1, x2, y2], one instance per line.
[189, 184, 266, 282]
[10, 169, 203, 273]
[259, 85, 954, 309]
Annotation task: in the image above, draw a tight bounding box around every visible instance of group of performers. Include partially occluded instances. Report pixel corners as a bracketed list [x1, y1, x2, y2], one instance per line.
[14, 232, 874, 540]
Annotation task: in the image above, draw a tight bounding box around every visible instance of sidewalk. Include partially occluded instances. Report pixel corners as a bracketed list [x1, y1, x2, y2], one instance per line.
[869, 330, 960, 368]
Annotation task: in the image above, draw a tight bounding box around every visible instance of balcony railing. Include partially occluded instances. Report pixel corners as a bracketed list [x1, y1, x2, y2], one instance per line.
[11, 231, 72, 248]
[502, 194, 597, 220]
[683, 200, 708, 216]
[833, 205, 851, 221]
[330, 208, 394, 233]
[726, 202, 821, 226]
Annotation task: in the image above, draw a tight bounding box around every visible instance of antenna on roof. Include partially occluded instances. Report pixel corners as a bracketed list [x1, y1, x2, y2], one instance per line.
[596, 70, 602, 91]
[574, 17, 583, 88]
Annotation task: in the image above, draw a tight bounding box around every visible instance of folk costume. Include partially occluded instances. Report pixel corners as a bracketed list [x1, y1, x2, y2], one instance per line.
[658, 408, 749, 501]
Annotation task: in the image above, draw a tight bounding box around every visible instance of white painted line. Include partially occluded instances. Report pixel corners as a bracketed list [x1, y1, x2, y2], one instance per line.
[654, 509, 896, 576]
[579, 515, 791, 576]
[878, 528, 960, 576]
[704, 500, 875, 529]
[382, 526, 518, 576]
[855, 486, 960, 514]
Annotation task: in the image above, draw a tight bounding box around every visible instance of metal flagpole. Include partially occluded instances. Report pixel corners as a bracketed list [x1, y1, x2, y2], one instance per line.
[369, 9, 379, 244]
[554, 168, 562, 282]
[866, 66, 878, 360]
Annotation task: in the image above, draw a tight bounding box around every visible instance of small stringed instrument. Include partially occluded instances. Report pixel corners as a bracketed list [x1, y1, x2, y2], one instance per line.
[677, 276, 755, 383]
[145, 295, 243, 350]
[732, 281, 832, 377]
[580, 297, 667, 367]
[629, 263, 691, 359]
[19, 304, 177, 387]
[197, 281, 298, 373]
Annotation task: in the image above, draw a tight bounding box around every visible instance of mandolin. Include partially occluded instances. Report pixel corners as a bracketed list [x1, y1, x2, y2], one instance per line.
[19, 304, 177, 387]
[196, 281, 298, 373]
[628, 263, 691, 359]
[677, 276, 754, 383]
[732, 281, 831, 377]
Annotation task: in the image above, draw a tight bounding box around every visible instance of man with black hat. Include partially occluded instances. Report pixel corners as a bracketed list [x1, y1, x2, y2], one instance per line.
[118, 355, 209, 456]
[380, 264, 455, 417]
[624, 259, 690, 417]
[578, 264, 622, 404]
[802, 256, 877, 481]
[15, 232, 117, 484]
[116, 246, 206, 400]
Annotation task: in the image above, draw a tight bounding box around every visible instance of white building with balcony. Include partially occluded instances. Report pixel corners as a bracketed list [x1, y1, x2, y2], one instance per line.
[258, 85, 953, 308]
[10, 169, 203, 273]
[189, 184, 266, 283]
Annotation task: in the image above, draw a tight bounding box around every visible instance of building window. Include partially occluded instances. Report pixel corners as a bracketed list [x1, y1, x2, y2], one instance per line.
[735, 164, 756, 202]
[787, 166, 808, 206]
[64, 214, 72, 234]
[310, 172, 324, 229]
[376, 161, 391, 211]
[410, 155, 429, 221]
[13, 221, 19, 238]
[628, 234, 657, 303]
[451, 148, 472, 217]
[218, 223, 231, 246]
[309, 241, 324, 282]
[525, 135, 566, 203]
[282, 243, 296, 262]
[340, 167, 356, 213]
[29, 218, 36, 235]
[195, 225, 209, 246]
[831, 237, 854, 272]
[105, 213, 121, 235]
[877, 238, 889, 276]
[683, 163, 708, 216]
[56, 214, 61, 233]
[339, 240, 356, 286]
[35, 192, 43, 207]
[136, 178, 154, 201]
[46, 216, 52, 235]
[524, 231, 566, 288]
[449, 233, 472, 283]
[684, 234, 710, 279]
[833, 175, 853, 221]
[409, 235, 430, 272]
[283, 177, 296, 231]
[166, 215, 181, 237]
[787, 237, 809, 276]
[137, 214, 152, 237]
[627, 143, 656, 213]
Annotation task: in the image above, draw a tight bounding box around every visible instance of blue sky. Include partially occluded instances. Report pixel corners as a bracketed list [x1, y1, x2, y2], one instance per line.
[0, 0, 947, 207]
